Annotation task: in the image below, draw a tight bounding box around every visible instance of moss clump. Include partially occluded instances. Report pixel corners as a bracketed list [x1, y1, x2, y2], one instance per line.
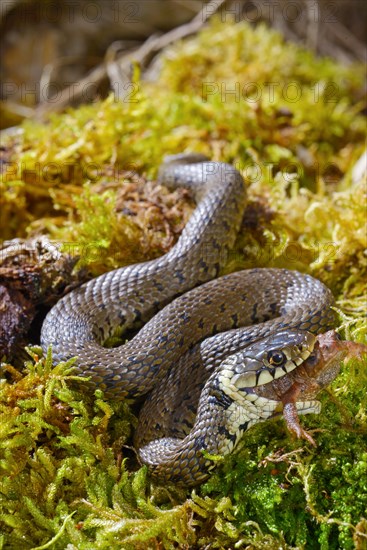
[1, 20, 365, 256]
[1, 17, 366, 550]
[1, 349, 366, 549]
[0, 350, 194, 549]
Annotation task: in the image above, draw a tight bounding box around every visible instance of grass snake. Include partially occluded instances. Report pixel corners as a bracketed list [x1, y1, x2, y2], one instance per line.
[41, 154, 340, 485]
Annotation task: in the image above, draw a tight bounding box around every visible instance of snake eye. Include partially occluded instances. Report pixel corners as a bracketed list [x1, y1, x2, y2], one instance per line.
[267, 350, 286, 366]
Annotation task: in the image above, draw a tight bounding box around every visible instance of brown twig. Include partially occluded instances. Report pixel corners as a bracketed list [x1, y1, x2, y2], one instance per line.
[35, 0, 228, 118]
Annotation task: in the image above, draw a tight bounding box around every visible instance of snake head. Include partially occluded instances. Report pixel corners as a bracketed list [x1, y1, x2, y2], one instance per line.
[224, 329, 317, 392]
[218, 329, 365, 448]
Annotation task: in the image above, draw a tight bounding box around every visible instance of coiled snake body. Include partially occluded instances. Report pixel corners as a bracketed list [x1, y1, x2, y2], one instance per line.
[41, 154, 336, 485]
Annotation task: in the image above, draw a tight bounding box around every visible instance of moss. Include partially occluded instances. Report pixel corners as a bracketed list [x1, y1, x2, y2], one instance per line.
[0, 350, 194, 549]
[1, 18, 366, 550]
[1, 350, 365, 549]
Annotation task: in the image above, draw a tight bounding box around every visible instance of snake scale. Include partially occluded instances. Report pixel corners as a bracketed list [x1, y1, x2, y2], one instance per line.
[41, 154, 336, 485]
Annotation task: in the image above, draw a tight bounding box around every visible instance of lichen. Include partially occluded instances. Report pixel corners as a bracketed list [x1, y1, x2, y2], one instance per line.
[1, 17, 366, 550]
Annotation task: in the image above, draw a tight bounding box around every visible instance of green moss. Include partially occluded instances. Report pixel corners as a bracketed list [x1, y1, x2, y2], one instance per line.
[1, 18, 366, 550]
[2, 350, 364, 549]
[0, 350, 194, 549]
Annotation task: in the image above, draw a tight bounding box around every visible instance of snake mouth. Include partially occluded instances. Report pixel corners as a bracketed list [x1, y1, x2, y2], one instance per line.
[227, 330, 316, 391]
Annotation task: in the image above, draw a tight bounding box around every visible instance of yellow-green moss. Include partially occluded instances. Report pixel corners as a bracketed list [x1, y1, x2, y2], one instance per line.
[1, 348, 366, 549]
[1, 18, 366, 550]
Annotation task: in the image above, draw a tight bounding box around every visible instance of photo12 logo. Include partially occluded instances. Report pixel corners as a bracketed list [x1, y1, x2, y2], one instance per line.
[202, 81, 339, 104]
[202, 1, 339, 24]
